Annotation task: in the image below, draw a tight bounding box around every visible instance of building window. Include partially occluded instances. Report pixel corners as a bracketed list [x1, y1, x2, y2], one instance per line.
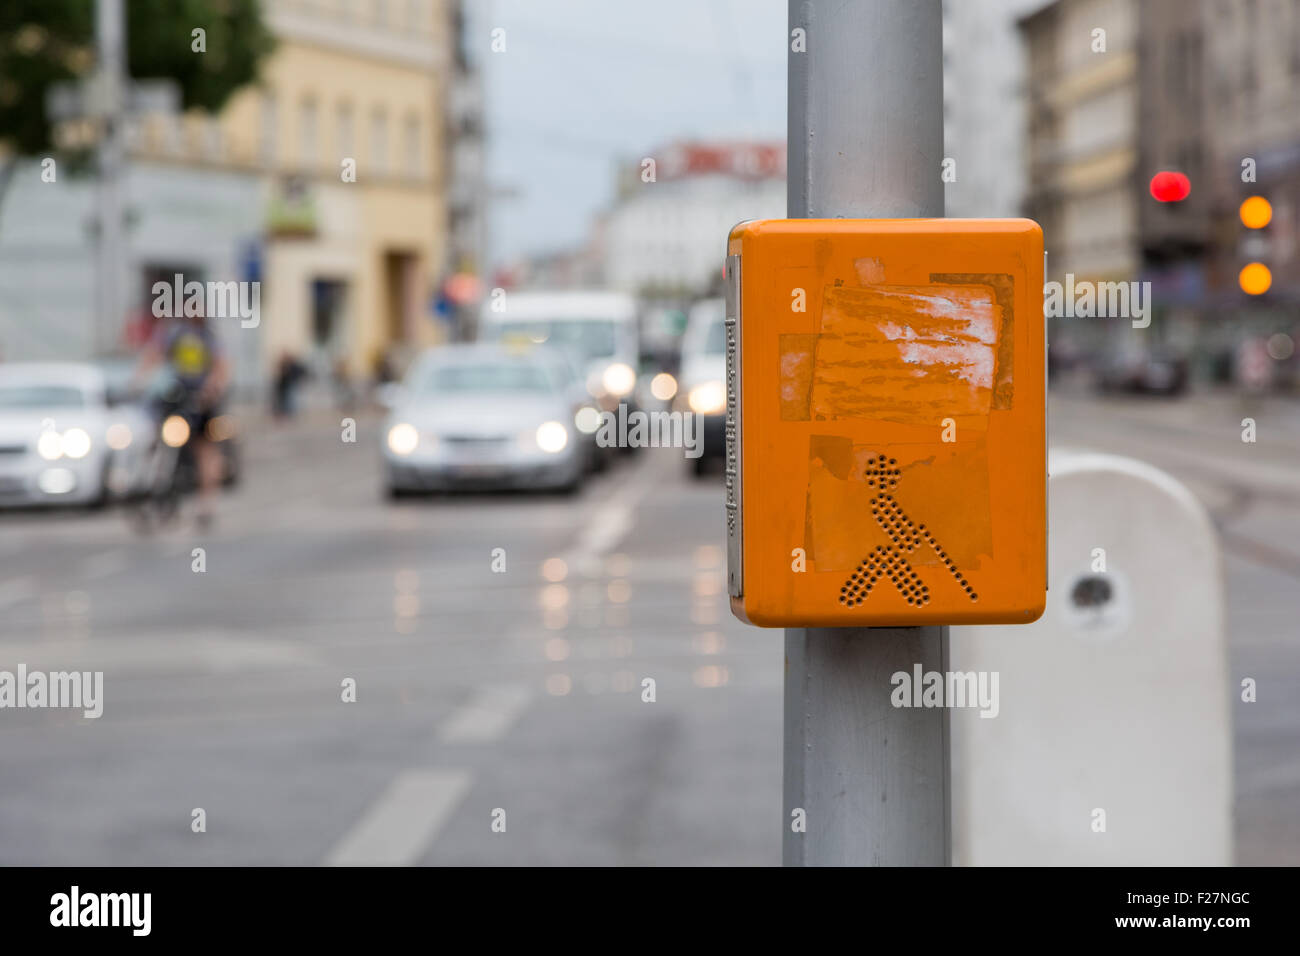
[403, 113, 421, 179]
[300, 97, 318, 171]
[260, 91, 277, 166]
[337, 102, 355, 163]
[1167, 32, 1183, 101]
[1293, 11, 1300, 73]
[371, 108, 388, 175]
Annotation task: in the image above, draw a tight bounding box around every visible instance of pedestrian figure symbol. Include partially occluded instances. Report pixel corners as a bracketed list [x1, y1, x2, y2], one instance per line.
[839, 454, 978, 608]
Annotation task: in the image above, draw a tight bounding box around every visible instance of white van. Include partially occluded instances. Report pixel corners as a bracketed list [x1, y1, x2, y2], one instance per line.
[478, 290, 641, 410]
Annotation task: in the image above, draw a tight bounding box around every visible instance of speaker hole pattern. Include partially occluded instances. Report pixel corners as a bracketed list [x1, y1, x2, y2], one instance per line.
[837, 455, 979, 608]
[918, 524, 978, 602]
[871, 494, 921, 553]
[838, 551, 885, 605]
[879, 549, 930, 606]
[863, 453, 901, 491]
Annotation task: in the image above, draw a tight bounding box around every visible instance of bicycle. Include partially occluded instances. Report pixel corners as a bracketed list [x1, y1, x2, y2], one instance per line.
[124, 393, 203, 534]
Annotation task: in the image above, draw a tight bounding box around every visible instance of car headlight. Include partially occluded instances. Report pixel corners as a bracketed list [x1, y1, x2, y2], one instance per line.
[650, 372, 678, 401]
[37, 430, 63, 460]
[574, 406, 602, 434]
[602, 362, 636, 397]
[161, 415, 191, 448]
[106, 422, 133, 450]
[535, 421, 568, 453]
[688, 381, 726, 415]
[61, 427, 92, 459]
[387, 422, 419, 456]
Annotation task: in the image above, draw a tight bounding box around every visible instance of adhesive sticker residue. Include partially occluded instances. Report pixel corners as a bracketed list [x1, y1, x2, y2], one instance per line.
[810, 283, 1000, 427]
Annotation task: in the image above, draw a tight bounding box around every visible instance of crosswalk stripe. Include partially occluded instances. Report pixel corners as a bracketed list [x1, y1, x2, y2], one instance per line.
[438, 684, 533, 743]
[323, 769, 473, 866]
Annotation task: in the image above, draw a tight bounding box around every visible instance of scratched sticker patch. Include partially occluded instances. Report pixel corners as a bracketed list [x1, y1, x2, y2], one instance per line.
[930, 273, 1016, 409]
[801, 283, 1004, 428]
[778, 333, 818, 420]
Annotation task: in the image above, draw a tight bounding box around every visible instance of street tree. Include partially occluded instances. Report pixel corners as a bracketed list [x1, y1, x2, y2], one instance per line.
[0, 0, 275, 219]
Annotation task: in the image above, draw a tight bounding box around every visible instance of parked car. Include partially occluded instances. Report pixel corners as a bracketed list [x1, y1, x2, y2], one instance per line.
[675, 298, 728, 476]
[0, 362, 151, 507]
[1095, 347, 1189, 396]
[381, 344, 587, 496]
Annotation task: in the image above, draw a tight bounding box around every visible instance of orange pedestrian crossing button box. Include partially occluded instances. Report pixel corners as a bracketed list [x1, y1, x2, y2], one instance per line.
[724, 219, 1046, 627]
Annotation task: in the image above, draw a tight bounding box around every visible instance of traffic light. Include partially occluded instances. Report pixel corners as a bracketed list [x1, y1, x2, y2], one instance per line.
[1239, 196, 1272, 229]
[1239, 262, 1272, 295]
[1239, 196, 1273, 295]
[725, 218, 1046, 627]
[1149, 171, 1191, 202]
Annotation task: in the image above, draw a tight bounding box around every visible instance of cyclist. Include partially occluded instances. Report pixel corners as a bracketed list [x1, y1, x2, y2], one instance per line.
[132, 306, 231, 528]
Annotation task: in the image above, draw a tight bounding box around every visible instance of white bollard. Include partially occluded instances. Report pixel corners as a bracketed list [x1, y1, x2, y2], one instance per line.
[950, 450, 1232, 865]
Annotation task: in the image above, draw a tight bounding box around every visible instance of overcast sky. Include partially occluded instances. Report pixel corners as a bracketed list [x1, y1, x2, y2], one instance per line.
[468, 0, 788, 270]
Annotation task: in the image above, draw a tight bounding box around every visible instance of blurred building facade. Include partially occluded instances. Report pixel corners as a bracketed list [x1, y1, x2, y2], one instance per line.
[0, 158, 262, 377]
[599, 142, 786, 297]
[513, 228, 606, 290]
[441, 0, 487, 340]
[1019, 0, 1141, 282]
[196, 0, 453, 384]
[1020, 0, 1300, 381]
[0, 0, 459, 395]
[1199, 0, 1300, 303]
[941, 0, 1049, 218]
[1136, 0, 1211, 271]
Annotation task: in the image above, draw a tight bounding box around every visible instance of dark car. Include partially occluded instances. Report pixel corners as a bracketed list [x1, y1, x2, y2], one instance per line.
[1096, 348, 1188, 396]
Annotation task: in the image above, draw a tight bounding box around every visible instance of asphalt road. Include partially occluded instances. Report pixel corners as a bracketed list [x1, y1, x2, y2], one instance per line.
[0, 411, 779, 866]
[0, 391, 1296, 865]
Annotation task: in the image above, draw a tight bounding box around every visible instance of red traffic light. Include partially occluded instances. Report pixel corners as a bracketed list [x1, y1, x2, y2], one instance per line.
[1149, 171, 1191, 202]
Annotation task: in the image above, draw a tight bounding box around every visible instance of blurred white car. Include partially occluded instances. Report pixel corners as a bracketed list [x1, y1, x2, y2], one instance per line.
[382, 344, 587, 496]
[675, 298, 728, 476]
[543, 345, 610, 473]
[0, 362, 150, 507]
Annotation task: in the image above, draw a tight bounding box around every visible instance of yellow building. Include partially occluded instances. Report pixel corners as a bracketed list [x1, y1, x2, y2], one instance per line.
[135, 0, 452, 383]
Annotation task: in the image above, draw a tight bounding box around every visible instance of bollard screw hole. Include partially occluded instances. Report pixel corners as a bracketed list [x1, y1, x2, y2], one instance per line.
[1071, 575, 1113, 608]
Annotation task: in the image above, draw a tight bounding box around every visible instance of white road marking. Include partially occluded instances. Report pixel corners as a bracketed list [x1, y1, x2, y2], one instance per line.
[323, 769, 473, 866]
[561, 461, 660, 573]
[0, 633, 319, 675]
[438, 684, 533, 743]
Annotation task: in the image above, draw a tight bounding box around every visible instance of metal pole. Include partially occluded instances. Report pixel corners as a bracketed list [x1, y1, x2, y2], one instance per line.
[95, 0, 127, 355]
[783, 0, 949, 866]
